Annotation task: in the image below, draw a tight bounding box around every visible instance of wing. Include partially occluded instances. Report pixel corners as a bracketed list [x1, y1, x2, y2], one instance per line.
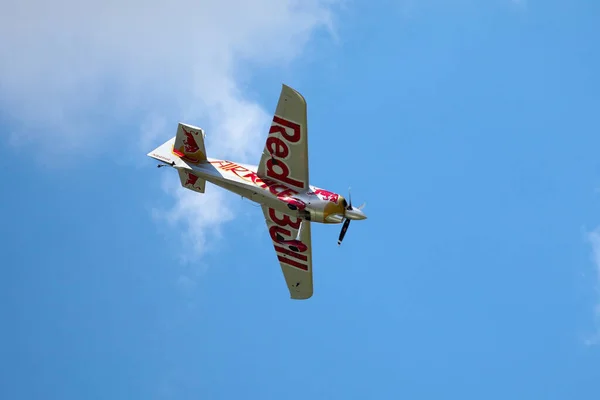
[257, 84, 309, 191]
[262, 205, 313, 299]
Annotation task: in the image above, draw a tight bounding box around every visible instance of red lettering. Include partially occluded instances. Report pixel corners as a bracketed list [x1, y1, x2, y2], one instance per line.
[269, 208, 301, 229]
[243, 172, 265, 187]
[272, 116, 301, 143]
[274, 246, 308, 261]
[261, 116, 305, 189]
[266, 137, 289, 158]
[268, 183, 292, 196]
[212, 159, 304, 194]
[269, 225, 291, 242]
[221, 162, 241, 171]
[263, 178, 282, 189]
[208, 160, 230, 168]
[268, 207, 308, 271]
[228, 165, 251, 178]
[266, 158, 304, 189]
[276, 188, 297, 198]
[277, 256, 308, 271]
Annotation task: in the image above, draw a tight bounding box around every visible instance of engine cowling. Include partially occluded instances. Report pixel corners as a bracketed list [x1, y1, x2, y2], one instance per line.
[293, 191, 346, 224]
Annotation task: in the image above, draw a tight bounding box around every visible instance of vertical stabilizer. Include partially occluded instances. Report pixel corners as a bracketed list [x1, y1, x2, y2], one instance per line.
[173, 123, 207, 163]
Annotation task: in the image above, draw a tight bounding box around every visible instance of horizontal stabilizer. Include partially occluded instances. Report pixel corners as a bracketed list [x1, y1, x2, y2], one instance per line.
[147, 137, 176, 165]
[178, 170, 206, 193]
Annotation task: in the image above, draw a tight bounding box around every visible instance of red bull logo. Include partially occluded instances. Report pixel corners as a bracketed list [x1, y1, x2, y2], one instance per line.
[182, 127, 200, 153]
[173, 125, 206, 163]
[184, 172, 199, 187]
[313, 188, 339, 203]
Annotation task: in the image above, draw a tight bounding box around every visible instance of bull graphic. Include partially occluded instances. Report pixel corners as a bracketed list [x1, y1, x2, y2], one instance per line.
[185, 172, 199, 187]
[314, 188, 339, 203]
[182, 128, 200, 154]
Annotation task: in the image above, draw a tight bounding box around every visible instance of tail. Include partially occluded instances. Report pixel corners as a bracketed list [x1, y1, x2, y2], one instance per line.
[172, 123, 207, 163]
[147, 122, 208, 194]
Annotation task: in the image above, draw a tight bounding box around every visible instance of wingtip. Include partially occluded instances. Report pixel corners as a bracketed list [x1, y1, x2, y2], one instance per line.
[290, 293, 313, 300]
[281, 83, 305, 103]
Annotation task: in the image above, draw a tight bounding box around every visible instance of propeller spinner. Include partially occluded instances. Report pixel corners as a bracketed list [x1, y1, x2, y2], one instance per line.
[337, 187, 367, 246]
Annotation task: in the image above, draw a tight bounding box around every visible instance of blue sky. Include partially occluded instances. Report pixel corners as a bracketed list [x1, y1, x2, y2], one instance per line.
[2, 0, 600, 399]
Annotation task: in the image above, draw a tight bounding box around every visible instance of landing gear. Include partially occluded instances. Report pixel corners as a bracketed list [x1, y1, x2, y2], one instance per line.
[157, 161, 175, 168]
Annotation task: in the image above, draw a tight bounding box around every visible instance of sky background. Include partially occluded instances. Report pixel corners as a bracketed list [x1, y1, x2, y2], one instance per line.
[1, 0, 600, 399]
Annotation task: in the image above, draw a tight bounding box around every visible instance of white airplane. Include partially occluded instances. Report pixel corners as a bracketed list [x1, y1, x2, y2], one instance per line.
[147, 84, 367, 299]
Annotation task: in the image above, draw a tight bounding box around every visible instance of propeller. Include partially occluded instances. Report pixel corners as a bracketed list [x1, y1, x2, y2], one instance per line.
[337, 218, 351, 246]
[337, 187, 367, 246]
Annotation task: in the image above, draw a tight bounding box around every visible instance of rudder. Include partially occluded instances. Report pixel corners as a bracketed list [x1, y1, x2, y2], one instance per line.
[173, 123, 207, 163]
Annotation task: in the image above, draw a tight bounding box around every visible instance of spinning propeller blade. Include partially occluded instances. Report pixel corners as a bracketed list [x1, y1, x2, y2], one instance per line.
[337, 187, 366, 246]
[338, 218, 351, 246]
[347, 187, 352, 209]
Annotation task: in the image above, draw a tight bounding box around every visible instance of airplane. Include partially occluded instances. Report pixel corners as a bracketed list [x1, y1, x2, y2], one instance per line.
[147, 84, 367, 299]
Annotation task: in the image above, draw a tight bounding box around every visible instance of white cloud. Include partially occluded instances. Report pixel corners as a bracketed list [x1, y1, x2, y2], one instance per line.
[1, 0, 338, 268]
[0, 0, 336, 150]
[585, 228, 600, 345]
[152, 174, 235, 261]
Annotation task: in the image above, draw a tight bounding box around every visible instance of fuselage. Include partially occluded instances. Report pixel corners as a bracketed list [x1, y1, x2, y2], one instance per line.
[181, 157, 351, 224]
